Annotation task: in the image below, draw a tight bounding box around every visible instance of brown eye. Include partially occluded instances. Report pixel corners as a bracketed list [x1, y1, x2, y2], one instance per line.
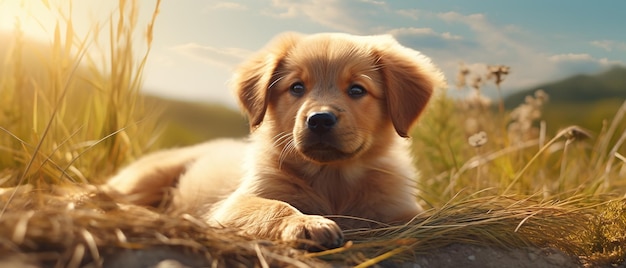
[290, 82, 305, 97]
[347, 84, 366, 98]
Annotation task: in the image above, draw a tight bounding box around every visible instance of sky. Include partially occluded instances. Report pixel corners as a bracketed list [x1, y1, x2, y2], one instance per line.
[1, 0, 625, 108]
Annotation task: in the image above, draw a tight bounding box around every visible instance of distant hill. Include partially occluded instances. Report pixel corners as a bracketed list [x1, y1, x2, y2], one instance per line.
[504, 66, 626, 132]
[505, 66, 626, 108]
[145, 95, 249, 147]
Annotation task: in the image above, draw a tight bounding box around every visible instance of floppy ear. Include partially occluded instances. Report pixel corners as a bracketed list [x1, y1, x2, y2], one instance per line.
[373, 36, 445, 137]
[232, 32, 302, 129]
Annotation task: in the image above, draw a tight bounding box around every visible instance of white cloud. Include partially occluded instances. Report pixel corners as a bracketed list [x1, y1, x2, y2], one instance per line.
[591, 40, 626, 52]
[388, 27, 435, 36]
[387, 27, 463, 40]
[171, 43, 253, 68]
[548, 53, 620, 67]
[263, 0, 355, 32]
[204, 2, 247, 11]
[262, 0, 389, 33]
[438, 12, 486, 24]
[548, 53, 595, 62]
[591, 40, 612, 51]
[440, 32, 463, 40]
[548, 53, 620, 66]
[546, 53, 622, 76]
[361, 0, 386, 6]
[395, 9, 420, 20]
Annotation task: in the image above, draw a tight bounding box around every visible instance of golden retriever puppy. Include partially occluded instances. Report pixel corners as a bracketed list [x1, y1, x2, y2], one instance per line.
[105, 32, 445, 250]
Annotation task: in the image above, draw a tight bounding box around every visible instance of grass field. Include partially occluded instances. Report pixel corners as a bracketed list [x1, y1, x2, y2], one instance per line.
[1, 1, 625, 267]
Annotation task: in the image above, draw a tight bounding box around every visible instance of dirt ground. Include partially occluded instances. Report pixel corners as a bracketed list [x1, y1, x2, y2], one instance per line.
[104, 244, 622, 268]
[83, 244, 594, 267]
[111, 244, 626, 268]
[383, 243, 581, 268]
[3, 242, 623, 267]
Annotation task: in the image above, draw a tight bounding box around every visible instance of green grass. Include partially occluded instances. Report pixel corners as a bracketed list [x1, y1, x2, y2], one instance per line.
[542, 98, 625, 134]
[0, 0, 625, 266]
[412, 90, 626, 205]
[145, 95, 248, 147]
[403, 78, 626, 265]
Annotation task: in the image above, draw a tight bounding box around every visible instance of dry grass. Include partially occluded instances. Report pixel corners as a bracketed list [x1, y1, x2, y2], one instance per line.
[0, 0, 161, 187]
[1, 1, 626, 267]
[315, 195, 594, 265]
[0, 186, 324, 267]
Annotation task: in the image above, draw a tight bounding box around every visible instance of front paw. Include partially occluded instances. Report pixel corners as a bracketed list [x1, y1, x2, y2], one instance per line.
[280, 215, 344, 251]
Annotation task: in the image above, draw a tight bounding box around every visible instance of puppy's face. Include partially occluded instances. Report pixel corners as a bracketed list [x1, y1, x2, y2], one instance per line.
[269, 38, 388, 163]
[234, 33, 444, 164]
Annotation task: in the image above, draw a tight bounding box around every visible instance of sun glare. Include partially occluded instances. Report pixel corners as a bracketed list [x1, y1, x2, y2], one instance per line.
[0, 0, 122, 42]
[0, 0, 58, 41]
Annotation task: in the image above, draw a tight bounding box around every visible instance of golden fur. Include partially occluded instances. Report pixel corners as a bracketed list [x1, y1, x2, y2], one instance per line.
[105, 32, 445, 250]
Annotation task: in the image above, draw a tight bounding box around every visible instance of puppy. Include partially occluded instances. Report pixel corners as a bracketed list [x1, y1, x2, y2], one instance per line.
[105, 32, 444, 250]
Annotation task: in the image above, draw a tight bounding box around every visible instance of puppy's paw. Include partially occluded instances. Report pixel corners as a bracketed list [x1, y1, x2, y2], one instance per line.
[280, 215, 344, 251]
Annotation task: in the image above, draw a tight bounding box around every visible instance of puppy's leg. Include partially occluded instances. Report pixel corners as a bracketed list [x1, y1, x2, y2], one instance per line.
[104, 141, 220, 205]
[172, 139, 247, 214]
[210, 194, 344, 250]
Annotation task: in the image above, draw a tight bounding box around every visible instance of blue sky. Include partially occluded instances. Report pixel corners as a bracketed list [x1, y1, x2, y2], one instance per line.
[1, 0, 625, 107]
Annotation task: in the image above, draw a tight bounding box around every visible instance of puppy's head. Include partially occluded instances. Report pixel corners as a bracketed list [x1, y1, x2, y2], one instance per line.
[233, 32, 444, 164]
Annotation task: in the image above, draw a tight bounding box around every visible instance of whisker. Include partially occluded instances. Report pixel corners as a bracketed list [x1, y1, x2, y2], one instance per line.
[278, 138, 296, 170]
[272, 132, 292, 147]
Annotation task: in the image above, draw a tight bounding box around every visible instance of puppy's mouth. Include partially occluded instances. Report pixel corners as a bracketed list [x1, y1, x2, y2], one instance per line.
[297, 139, 364, 163]
[292, 111, 366, 163]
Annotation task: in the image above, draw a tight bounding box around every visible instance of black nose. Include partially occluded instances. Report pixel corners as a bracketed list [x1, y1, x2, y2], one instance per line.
[307, 112, 337, 134]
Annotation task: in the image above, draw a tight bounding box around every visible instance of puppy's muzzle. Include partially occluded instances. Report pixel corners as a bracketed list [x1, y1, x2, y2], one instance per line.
[307, 112, 337, 135]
